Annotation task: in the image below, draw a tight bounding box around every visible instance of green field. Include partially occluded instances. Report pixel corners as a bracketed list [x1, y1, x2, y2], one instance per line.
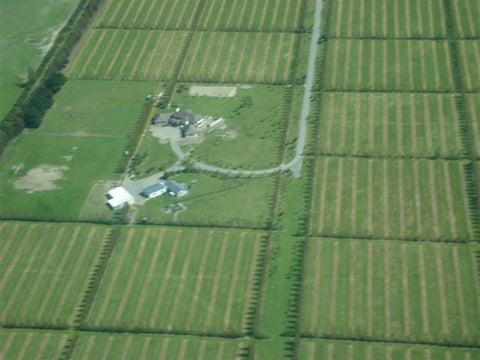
[317, 92, 463, 157]
[72, 332, 249, 360]
[330, 0, 447, 38]
[96, 0, 199, 30]
[67, 29, 187, 81]
[0, 222, 108, 327]
[325, 39, 454, 91]
[466, 94, 480, 158]
[310, 158, 474, 241]
[86, 226, 264, 335]
[197, 0, 306, 32]
[458, 40, 480, 92]
[301, 239, 480, 345]
[180, 32, 298, 84]
[0, 0, 80, 119]
[136, 172, 275, 229]
[171, 85, 289, 169]
[299, 339, 480, 360]
[452, 0, 480, 38]
[0, 329, 70, 360]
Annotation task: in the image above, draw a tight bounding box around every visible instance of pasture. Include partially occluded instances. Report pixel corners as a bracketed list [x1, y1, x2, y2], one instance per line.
[133, 130, 177, 178]
[0, 329, 70, 360]
[197, 0, 306, 32]
[172, 85, 289, 169]
[309, 158, 474, 241]
[180, 32, 298, 84]
[86, 226, 264, 335]
[136, 173, 275, 229]
[299, 339, 480, 360]
[96, 0, 199, 30]
[465, 95, 480, 158]
[317, 92, 463, 157]
[452, 0, 480, 38]
[67, 29, 187, 81]
[329, 0, 447, 38]
[325, 39, 454, 91]
[72, 332, 249, 360]
[458, 40, 480, 92]
[300, 239, 480, 345]
[0, 222, 108, 327]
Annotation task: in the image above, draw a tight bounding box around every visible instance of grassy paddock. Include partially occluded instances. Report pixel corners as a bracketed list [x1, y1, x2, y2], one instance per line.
[301, 239, 480, 345]
[299, 339, 480, 360]
[197, 0, 306, 32]
[330, 0, 447, 38]
[0, 329, 71, 360]
[86, 226, 264, 335]
[0, 222, 109, 327]
[67, 29, 187, 81]
[465, 95, 480, 158]
[317, 92, 463, 157]
[180, 32, 298, 84]
[458, 40, 480, 92]
[136, 172, 275, 229]
[310, 158, 474, 241]
[325, 39, 454, 91]
[72, 332, 249, 359]
[172, 85, 289, 170]
[96, 0, 199, 30]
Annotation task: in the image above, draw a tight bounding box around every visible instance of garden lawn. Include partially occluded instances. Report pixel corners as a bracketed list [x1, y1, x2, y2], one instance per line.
[0, 222, 108, 327]
[86, 226, 264, 335]
[136, 172, 275, 229]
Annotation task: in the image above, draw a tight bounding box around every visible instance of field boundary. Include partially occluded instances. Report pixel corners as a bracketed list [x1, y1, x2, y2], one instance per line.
[307, 233, 469, 244]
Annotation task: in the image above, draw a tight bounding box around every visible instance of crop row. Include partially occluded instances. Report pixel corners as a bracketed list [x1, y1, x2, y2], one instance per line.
[301, 239, 480, 346]
[309, 158, 474, 241]
[458, 40, 480, 92]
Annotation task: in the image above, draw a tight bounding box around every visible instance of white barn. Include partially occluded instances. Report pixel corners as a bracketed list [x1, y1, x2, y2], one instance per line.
[106, 186, 134, 210]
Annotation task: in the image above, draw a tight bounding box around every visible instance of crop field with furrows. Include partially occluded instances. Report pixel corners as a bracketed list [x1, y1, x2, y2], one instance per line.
[197, 0, 305, 32]
[452, 0, 480, 38]
[96, 0, 199, 30]
[0, 222, 108, 327]
[67, 29, 186, 81]
[317, 92, 463, 157]
[72, 333, 249, 360]
[329, 0, 447, 38]
[465, 95, 480, 158]
[309, 158, 474, 241]
[458, 40, 480, 92]
[325, 39, 454, 91]
[299, 339, 480, 360]
[0, 329, 71, 360]
[180, 32, 298, 84]
[301, 239, 480, 345]
[86, 227, 264, 335]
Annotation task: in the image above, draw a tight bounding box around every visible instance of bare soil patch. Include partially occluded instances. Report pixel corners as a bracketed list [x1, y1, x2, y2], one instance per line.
[14, 165, 69, 192]
[189, 85, 237, 97]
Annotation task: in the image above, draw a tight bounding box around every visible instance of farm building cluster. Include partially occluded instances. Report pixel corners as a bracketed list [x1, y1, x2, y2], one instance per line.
[152, 109, 224, 138]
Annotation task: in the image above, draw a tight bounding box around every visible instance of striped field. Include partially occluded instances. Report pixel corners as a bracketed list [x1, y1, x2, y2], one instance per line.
[96, 0, 199, 30]
[197, 0, 305, 32]
[0, 222, 108, 327]
[309, 158, 474, 241]
[325, 40, 454, 91]
[299, 339, 480, 360]
[301, 239, 480, 345]
[452, 0, 480, 38]
[330, 0, 447, 38]
[86, 227, 264, 335]
[317, 92, 463, 157]
[67, 29, 187, 81]
[179, 32, 298, 84]
[72, 332, 249, 360]
[0, 330, 70, 360]
[458, 40, 480, 92]
[465, 95, 480, 158]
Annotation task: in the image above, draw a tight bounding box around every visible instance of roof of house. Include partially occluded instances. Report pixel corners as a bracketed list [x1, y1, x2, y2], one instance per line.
[171, 110, 194, 122]
[141, 182, 167, 196]
[166, 180, 188, 193]
[107, 186, 134, 203]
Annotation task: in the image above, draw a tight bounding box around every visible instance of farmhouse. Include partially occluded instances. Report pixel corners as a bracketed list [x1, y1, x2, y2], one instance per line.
[168, 110, 196, 127]
[140, 182, 167, 199]
[165, 180, 188, 197]
[106, 186, 134, 210]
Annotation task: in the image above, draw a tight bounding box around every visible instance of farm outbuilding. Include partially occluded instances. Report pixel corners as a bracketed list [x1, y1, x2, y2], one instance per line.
[140, 182, 167, 199]
[106, 186, 135, 210]
[165, 180, 188, 197]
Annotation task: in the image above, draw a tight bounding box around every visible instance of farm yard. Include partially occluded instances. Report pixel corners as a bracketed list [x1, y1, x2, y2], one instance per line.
[86, 227, 265, 335]
[300, 239, 480, 345]
[0, 222, 108, 327]
[316, 93, 463, 157]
